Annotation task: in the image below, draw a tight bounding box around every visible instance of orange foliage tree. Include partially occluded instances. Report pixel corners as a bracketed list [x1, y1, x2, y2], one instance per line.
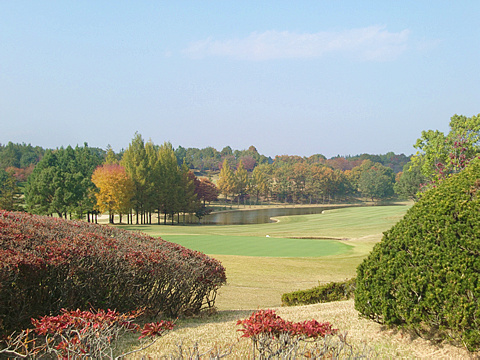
[91, 164, 134, 224]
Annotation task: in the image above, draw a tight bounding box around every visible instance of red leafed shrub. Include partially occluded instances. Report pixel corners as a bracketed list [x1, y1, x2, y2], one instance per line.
[1, 308, 174, 359]
[0, 211, 226, 335]
[237, 309, 337, 358]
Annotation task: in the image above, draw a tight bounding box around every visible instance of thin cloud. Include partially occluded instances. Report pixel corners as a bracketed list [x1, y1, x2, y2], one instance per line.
[184, 26, 410, 61]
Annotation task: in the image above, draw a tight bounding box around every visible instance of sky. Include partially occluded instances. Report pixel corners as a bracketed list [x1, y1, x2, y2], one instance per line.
[1, 1, 479, 158]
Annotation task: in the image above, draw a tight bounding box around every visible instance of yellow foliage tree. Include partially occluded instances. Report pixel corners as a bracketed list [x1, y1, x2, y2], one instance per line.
[91, 164, 134, 224]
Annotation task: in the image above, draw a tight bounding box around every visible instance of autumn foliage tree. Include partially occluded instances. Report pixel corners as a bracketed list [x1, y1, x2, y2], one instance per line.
[91, 164, 134, 224]
[196, 177, 219, 205]
[217, 158, 236, 201]
[234, 160, 249, 204]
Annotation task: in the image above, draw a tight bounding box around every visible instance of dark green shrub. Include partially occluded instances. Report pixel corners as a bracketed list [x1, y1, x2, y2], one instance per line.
[0, 211, 226, 335]
[282, 278, 355, 306]
[355, 157, 480, 351]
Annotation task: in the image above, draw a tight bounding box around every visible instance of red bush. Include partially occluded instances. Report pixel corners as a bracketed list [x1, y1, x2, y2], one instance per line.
[0, 211, 226, 335]
[237, 309, 337, 358]
[1, 308, 174, 358]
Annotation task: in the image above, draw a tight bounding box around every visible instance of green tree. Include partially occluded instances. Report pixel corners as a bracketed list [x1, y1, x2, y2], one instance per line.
[394, 162, 425, 201]
[358, 165, 395, 201]
[221, 146, 233, 157]
[121, 133, 149, 224]
[412, 113, 480, 183]
[0, 142, 44, 170]
[104, 145, 119, 165]
[0, 169, 22, 210]
[158, 142, 181, 224]
[25, 145, 102, 218]
[71, 144, 105, 218]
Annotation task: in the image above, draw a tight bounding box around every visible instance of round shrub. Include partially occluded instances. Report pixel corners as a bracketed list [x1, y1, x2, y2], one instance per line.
[355, 158, 480, 351]
[0, 211, 226, 335]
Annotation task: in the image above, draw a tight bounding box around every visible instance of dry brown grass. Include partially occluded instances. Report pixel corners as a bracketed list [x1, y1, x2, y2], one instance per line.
[128, 300, 477, 359]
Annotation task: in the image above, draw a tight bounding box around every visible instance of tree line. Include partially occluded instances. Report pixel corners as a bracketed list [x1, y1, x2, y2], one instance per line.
[0, 136, 412, 221]
[215, 155, 398, 205]
[12, 119, 478, 222]
[15, 135, 218, 224]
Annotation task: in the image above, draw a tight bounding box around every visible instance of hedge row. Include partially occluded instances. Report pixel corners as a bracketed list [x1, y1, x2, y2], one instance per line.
[281, 278, 355, 306]
[0, 211, 226, 335]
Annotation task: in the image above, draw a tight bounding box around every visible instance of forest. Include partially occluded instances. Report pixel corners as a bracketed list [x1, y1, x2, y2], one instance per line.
[0, 134, 419, 224]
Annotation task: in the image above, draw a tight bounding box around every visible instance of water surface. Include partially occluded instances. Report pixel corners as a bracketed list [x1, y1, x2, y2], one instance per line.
[202, 206, 346, 225]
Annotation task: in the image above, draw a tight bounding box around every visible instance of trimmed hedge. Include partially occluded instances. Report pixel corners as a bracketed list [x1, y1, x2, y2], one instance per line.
[355, 158, 480, 351]
[282, 278, 355, 306]
[0, 211, 226, 335]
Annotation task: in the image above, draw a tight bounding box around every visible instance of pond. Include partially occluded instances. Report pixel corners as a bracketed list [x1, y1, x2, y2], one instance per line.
[202, 206, 348, 225]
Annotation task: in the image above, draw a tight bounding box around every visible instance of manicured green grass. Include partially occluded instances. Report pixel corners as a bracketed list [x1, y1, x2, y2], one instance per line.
[160, 234, 352, 257]
[118, 204, 411, 310]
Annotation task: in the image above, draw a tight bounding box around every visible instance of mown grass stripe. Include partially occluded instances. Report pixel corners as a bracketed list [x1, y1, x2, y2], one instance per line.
[160, 234, 352, 257]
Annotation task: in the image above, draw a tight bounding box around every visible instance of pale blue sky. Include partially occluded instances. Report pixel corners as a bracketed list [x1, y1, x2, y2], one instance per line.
[1, 1, 479, 158]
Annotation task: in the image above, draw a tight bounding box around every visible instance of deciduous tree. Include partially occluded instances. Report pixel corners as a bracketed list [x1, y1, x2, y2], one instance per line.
[91, 164, 134, 223]
[121, 133, 149, 224]
[250, 164, 271, 203]
[358, 166, 395, 201]
[196, 177, 219, 206]
[235, 160, 249, 204]
[411, 113, 480, 183]
[217, 158, 236, 202]
[394, 163, 425, 201]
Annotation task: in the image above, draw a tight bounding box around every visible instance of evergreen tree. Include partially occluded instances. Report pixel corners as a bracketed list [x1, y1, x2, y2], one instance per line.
[25, 145, 102, 218]
[0, 169, 22, 210]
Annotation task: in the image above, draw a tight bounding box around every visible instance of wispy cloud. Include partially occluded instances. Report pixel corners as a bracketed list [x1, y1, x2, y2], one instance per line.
[183, 26, 410, 61]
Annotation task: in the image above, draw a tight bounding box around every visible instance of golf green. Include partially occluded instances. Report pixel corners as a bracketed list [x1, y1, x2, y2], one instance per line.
[161, 234, 353, 257]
